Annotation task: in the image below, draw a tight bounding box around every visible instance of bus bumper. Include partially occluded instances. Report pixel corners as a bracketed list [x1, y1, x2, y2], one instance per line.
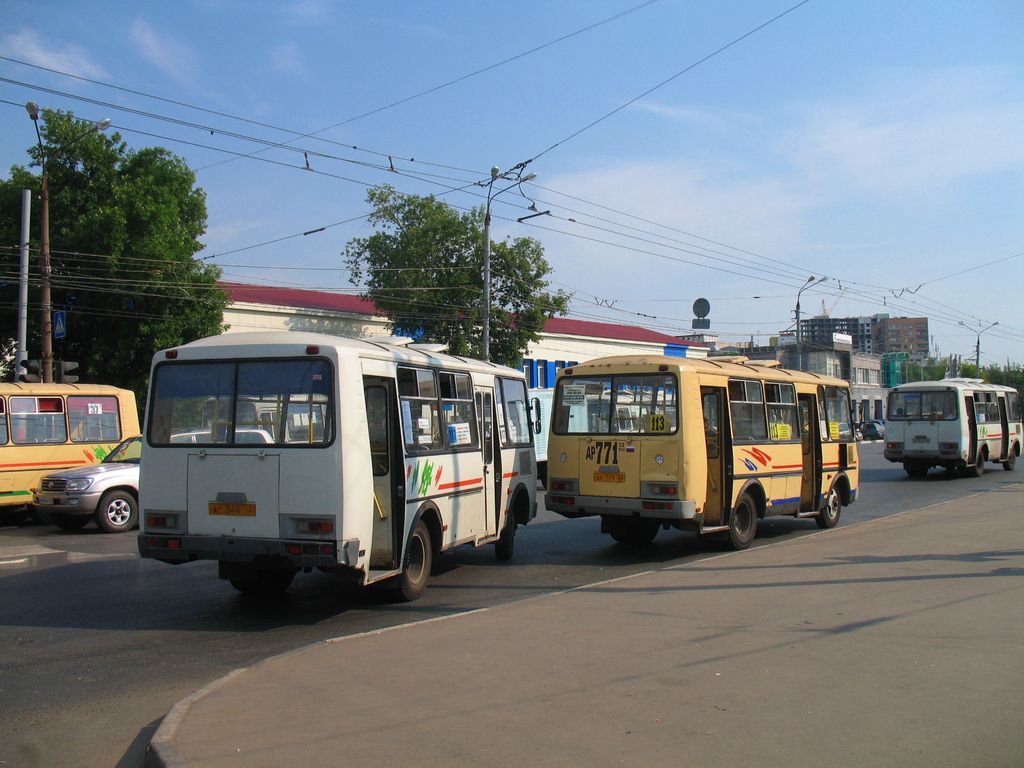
[138, 533, 360, 568]
[545, 493, 697, 521]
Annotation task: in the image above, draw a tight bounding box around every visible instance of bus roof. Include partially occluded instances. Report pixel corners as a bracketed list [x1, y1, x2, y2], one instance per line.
[0, 383, 133, 396]
[161, 331, 526, 378]
[889, 378, 1017, 393]
[558, 354, 850, 388]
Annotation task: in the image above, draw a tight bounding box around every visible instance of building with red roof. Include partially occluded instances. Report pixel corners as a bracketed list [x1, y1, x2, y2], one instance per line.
[221, 282, 706, 386]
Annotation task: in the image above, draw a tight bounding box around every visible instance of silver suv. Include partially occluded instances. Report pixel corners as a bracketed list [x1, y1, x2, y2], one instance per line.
[34, 436, 141, 533]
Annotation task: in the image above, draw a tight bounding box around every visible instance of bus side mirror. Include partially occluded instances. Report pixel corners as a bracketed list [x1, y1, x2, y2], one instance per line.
[531, 397, 543, 434]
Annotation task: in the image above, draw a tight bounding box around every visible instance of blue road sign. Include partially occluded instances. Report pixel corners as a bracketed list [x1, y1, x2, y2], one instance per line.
[53, 310, 67, 340]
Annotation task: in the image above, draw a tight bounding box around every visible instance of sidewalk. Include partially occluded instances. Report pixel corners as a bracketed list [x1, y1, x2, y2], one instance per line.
[148, 484, 1024, 768]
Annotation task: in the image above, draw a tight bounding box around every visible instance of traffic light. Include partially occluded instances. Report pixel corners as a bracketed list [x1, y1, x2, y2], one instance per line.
[55, 360, 79, 384]
[17, 359, 41, 383]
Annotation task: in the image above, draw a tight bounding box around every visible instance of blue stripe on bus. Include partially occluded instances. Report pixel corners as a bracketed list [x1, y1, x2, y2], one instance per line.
[769, 497, 801, 506]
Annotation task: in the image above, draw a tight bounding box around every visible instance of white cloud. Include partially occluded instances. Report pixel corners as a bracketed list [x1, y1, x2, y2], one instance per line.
[0, 29, 107, 79]
[282, 0, 329, 25]
[130, 18, 199, 84]
[789, 67, 1024, 198]
[271, 43, 305, 76]
[632, 100, 760, 130]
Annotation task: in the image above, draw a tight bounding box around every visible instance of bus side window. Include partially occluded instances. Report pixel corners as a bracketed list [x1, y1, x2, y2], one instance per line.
[365, 386, 390, 475]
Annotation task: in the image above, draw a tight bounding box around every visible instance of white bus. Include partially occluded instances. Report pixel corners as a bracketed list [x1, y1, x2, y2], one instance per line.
[884, 378, 1021, 477]
[138, 332, 538, 599]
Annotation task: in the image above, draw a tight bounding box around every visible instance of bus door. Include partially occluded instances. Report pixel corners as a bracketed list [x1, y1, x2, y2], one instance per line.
[798, 393, 821, 511]
[700, 387, 728, 525]
[965, 395, 978, 464]
[998, 396, 1010, 461]
[475, 388, 499, 536]
[364, 377, 404, 570]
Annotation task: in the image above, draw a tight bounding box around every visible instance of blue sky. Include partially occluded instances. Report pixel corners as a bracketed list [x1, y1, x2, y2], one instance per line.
[2, 0, 1022, 365]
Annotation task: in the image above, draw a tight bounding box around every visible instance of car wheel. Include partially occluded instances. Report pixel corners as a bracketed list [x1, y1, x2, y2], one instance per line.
[95, 490, 138, 533]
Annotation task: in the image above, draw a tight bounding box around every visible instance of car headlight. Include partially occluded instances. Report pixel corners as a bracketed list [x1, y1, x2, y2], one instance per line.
[65, 478, 95, 491]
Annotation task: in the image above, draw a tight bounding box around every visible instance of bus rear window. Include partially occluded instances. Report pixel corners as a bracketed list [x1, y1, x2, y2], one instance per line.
[149, 359, 334, 446]
[888, 390, 957, 420]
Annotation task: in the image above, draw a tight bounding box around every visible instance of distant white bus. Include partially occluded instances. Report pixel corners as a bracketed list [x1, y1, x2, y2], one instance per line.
[884, 378, 1021, 477]
[138, 332, 538, 599]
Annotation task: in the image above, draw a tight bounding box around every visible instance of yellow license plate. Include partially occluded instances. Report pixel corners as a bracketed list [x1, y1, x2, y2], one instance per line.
[209, 502, 257, 517]
[594, 472, 625, 483]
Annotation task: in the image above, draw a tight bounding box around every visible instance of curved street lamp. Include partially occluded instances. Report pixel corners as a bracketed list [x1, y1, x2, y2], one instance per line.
[795, 275, 826, 370]
[481, 165, 537, 362]
[25, 102, 111, 382]
[958, 320, 998, 373]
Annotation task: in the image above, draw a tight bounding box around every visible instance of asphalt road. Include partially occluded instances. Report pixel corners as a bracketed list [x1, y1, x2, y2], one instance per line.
[1, 443, 1018, 767]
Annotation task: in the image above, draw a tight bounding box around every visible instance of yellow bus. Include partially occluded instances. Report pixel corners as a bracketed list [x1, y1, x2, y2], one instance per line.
[544, 355, 859, 549]
[0, 384, 140, 515]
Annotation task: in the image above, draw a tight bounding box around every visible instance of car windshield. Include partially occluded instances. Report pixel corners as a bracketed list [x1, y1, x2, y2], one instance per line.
[103, 437, 142, 464]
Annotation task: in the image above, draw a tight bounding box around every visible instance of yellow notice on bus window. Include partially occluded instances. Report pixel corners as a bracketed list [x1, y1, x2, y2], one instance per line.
[646, 413, 668, 433]
[829, 421, 840, 440]
[770, 423, 792, 440]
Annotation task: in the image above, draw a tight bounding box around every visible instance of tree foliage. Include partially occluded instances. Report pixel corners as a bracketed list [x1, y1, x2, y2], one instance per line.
[0, 109, 227, 399]
[344, 185, 569, 367]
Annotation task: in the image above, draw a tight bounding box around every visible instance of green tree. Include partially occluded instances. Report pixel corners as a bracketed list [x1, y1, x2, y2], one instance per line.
[344, 185, 569, 367]
[0, 109, 227, 400]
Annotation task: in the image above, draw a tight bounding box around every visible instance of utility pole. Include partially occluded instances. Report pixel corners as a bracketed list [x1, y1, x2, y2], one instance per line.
[17, 189, 30, 379]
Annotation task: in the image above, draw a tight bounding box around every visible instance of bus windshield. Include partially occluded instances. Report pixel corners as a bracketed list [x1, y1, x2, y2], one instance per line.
[888, 390, 957, 420]
[148, 359, 334, 446]
[553, 374, 677, 435]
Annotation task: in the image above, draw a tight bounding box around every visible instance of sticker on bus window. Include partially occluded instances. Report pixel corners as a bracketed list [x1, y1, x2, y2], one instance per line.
[829, 421, 840, 440]
[447, 423, 472, 445]
[646, 413, 668, 433]
[88, 403, 103, 415]
[562, 385, 586, 406]
[770, 423, 792, 440]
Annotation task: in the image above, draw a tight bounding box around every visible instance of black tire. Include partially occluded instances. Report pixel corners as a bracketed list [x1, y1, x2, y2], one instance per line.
[395, 519, 432, 602]
[904, 461, 928, 479]
[1003, 449, 1017, 471]
[230, 568, 296, 595]
[95, 490, 138, 533]
[727, 493, 758, 550]
[495, 514, 517, 561]
[816, 485, 841, 529]
[607, 517, 659, 546]
[962, 449, 985, 478]
[52, 514, 90, 531]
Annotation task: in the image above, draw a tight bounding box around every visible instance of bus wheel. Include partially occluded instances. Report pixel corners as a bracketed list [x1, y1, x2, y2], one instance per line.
[52, 514, 90, 531]
[230, 568, 295, 595]
[95, 490, 138, 533]
[396, 519, 432, 602]
[495, 515, 517, 561]
[962, 450, 985, 478]
[727, 494, 757, 550]
[816, 486, 841, 529]
[606, 517, 659, 546]
[1003, 450, 1017, 471]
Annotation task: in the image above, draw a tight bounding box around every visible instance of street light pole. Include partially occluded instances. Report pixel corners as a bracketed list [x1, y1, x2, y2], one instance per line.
[959, 320, 998, 373]
[480, 165, 537, 362]
[25, 102, 110, 382]
[794, 275, 825, 371]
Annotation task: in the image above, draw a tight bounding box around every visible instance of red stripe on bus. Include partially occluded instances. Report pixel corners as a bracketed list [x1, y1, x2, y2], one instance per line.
[822, 462, 840, 469]
[437, 477, 483, 491]
[773, 464, 803, 470]
[502, 471, 519, 480]
[0, 460, 90, 469]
